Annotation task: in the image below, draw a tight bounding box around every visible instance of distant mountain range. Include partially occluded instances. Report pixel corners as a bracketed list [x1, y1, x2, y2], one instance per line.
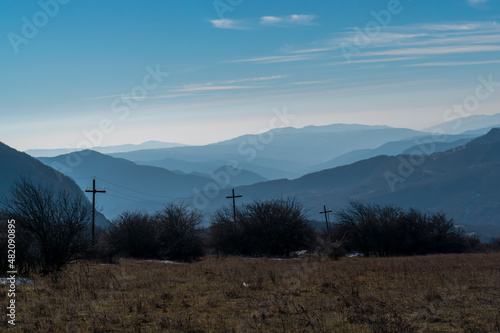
[190, 128, 500, 240]
[424, 113, 500, 135]
[25, 140, 187, 157]
[110, 124, 425, 179]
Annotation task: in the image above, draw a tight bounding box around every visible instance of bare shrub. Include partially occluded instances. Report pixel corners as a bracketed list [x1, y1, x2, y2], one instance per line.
[1, 178, 91, 274]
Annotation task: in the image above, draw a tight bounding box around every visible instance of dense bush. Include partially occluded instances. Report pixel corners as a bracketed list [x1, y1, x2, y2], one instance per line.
[154, 203, 204, 262]
[209, 197, 315, 257]
[105, 211, 160, 258]
[332, 201, 475, 257]
[104, 203, 204, 262]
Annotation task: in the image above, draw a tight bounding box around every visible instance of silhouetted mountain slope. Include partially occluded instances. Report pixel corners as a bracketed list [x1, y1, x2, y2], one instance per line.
[0, 142, 109, 227]
[0, 142, 80, 197]
[401, 138, 472, 155]
[199, 129, 500, 238]
[312, 133, 477, 172]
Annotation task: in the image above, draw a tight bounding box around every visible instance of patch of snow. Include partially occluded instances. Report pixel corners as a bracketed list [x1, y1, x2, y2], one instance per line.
[269, 257, 302, 261]
[145, 259, 186, 265]
[0, 277, 34, 285]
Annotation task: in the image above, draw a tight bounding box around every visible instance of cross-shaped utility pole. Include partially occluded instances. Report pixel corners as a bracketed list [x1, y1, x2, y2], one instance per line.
[85, 177, 106, 247]
[226, 188, 242, 223]
[319, 204, 332, 234]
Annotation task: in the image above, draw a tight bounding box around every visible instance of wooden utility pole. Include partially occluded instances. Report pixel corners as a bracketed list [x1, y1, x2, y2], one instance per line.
[226, 188, 242, 223]
[319, 204, 332, 234]
[85, 177, 106, 247]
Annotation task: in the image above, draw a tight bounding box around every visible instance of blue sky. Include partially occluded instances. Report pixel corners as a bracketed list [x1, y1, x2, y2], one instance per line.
[1, 0, 500, 150]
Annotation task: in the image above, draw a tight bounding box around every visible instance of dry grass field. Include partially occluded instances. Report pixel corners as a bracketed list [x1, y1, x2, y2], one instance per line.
[2, 253, 500, 332]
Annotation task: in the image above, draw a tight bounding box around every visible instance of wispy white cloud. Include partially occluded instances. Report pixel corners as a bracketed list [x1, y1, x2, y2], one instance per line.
[329, 21, 500, 56]
[227, 54, 312, 64]
[469, 0, 489, 6]
[260, 16, 283, 25]
[290, 14, 315, 24]
[86, 93, 194, 101]
[145, 93, 194, 99]
[210, 19, 248, 30]
[290, 47, 333, 54]
[210, 15, 316, 30]
[415, 22, 494, 31]
[85, 94, 123, 100]
[328, 57, 418, 65]
[336, 31, 428, 46]
[260, 14, 316, 27]
[176, 85, 256, 92]
[224, 75, 286, 83]
[361, 45, 500, 57]
[174, 75, 286, 93]
[405, 59, 500, 67]
[288, 80, 337, 86]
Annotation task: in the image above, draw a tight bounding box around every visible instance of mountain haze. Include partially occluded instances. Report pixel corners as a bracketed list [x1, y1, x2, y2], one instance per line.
[424, 112, 500, 135]
[111, 124, 425, 179]
[39, 150, 267, 219]
[26, 141, 187, 157]
[194, 129, 500, 239]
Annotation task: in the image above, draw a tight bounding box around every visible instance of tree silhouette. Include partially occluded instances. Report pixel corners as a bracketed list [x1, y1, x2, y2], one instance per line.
[2, 178, 92, 273]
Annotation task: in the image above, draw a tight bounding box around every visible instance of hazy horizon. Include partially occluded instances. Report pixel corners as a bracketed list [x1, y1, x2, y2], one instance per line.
[12, 112, 500, 152]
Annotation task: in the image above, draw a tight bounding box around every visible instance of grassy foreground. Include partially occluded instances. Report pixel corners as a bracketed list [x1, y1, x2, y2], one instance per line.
[2, 253, 500, 332]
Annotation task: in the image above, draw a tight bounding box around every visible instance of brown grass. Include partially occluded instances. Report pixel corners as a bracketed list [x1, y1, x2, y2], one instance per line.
[2, 253, 500, 332]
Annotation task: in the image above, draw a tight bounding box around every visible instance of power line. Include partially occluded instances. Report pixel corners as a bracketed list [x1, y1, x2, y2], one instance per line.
[108, 188, 163, 204]
[106, 192, 163, 206]
[238, 188, 260, 200]
[95, 177, 177, 199]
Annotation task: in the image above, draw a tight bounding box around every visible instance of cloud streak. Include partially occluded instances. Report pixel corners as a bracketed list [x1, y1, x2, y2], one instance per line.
[361, 45, 500, 57]
[210, 19, 248, 30]
[405, 59, 500, 67]
[210, 15, 316, 30]
[176, 85, 256, 92]
[174, 75, 286, 92]
[260, 14, 316, 27]
[227, 54, 313, 64]
[469, 0, 489, 6]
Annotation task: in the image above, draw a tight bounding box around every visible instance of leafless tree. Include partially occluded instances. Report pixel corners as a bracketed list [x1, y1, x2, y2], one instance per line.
[209, 197, 315, 257]
[106, 211, 160, 258]
[2, 178, 92, 273]
[154, 203, 204, 262]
